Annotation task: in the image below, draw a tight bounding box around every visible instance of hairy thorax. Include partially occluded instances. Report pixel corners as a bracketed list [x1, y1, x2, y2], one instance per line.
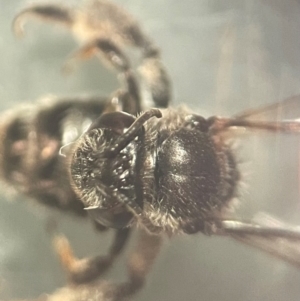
[141, 108, 240, 233]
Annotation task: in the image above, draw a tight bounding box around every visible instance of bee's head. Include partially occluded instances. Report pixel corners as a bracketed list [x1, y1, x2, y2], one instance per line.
[70, 112, 140, 228]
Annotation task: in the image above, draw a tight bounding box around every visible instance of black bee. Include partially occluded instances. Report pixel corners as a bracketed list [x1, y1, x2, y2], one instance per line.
[2, 0, 300, 301]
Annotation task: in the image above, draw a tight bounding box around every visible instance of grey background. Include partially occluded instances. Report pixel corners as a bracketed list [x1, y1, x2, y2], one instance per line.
[1, 0, 300, 300]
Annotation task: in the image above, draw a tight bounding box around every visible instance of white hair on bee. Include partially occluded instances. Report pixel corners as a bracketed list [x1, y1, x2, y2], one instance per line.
[59, 141, 76, 157]
[81, 184, 103, 208]
[145, 202, 181, 233]
[70, 127, 114, 209]
[80, 128, 105, 151]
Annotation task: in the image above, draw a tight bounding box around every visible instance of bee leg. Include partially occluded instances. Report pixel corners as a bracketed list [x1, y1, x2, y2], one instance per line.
[63, 39, 142, 113]
[138, 53, 172, 108]
[27, 229, 161, 301]
[13, 2, 171, 110]
[122, 70, 142, 114]
[53, 228, 131, 284]
[108, 72, 142, 115]
[62, 38, 171, 111]
[113, 229, 163, 299]
[12, 4, 74, 37]
[63, 39, 129, 73]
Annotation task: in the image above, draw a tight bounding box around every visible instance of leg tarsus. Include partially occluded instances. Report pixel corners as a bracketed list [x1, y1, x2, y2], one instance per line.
[12, 4, 73, 37]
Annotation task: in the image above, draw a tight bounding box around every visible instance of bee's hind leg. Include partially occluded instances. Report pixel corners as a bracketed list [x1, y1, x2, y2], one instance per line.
[53, 228, 131, 284]
[113, 229, 163, 299]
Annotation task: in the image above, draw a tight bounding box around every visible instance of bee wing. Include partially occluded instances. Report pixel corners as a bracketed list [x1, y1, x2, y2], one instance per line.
[234, 95, 300, 121]
[210, 95, 300, 134]
[216, 213, 300, 268]
[231, 233, 300, 268]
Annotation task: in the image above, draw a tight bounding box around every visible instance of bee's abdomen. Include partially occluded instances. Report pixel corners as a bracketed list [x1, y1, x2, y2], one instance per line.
[0, 97, 108, 216]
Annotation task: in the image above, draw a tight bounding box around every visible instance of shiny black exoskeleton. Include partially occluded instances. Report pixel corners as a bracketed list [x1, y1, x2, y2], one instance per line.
[70, 107, 240, 234]
[4, 1, 300, 300]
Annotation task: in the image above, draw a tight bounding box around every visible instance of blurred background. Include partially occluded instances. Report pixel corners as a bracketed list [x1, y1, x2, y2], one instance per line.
[1, 0, 300, 300]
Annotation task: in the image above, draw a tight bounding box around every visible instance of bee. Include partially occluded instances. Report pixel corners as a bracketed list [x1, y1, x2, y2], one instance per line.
[2, 1, 300, 301]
